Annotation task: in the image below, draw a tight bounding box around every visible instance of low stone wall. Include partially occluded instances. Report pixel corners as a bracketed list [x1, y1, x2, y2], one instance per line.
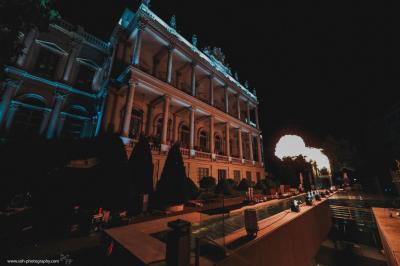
[217, 199, 332, 266]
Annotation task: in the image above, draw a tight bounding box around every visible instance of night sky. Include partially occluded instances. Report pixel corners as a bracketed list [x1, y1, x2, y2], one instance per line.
[55, 0, 400, 154]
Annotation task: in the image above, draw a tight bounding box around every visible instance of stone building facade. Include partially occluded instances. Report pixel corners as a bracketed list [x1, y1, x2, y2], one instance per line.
[0, 20, 112, 139]
[0, 3, 265, 185]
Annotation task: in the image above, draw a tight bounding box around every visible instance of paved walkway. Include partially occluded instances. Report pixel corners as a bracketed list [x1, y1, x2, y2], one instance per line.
[373, 207, 400, 266]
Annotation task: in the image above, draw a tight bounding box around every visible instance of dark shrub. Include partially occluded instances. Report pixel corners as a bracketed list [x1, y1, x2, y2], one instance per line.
[255, 179, 267, 190]
[226, 178, 236, 188]
[214, 178, 235, 196]
[237, 179, 250, 191]
[199, 176, 216, 190]
[186, 177, 200, 200]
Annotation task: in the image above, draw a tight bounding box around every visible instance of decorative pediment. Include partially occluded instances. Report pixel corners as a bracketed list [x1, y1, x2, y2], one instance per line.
[76, 58, 100, 69]
[35, 40, 68, 56]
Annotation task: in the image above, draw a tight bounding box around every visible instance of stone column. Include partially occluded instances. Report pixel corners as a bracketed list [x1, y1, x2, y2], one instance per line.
[16, 29, 37, 66]
[56, 114, 66, 138]
[248, 132, 254, 161]
[166, 45, 174, 83]
[191, 63, 196, 96]
[209, 75, 214, 106]
[132, 21, 145, 66]
[255, 106, 260, 129]
[46, 93, 66, 139]
[189, 107, 195, 150]
[236, 94, 241, 120]
[161, 96, 171, 148]
[246, 102, 251, 124]
[63, 41, 82, 82]
[38, 110, 51, 135]
[257, 135, 262, 163]
[225, 122, 230, 157]
[224, 86, 229, 113]
[238, 128, 243, 160]
[4, 103, 18, 132]
[121, 80, 136, 137]
[0, 80, 19, 128]
[209, 116, 215, 153]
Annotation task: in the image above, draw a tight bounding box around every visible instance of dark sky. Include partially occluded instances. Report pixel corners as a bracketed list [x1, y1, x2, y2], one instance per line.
[54, 0, 400, 152]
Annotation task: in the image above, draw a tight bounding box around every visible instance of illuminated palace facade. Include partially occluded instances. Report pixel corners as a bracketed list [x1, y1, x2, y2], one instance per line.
[0, 2, 265, 184]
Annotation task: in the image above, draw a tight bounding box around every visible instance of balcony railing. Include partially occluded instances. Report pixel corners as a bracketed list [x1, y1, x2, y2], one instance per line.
[124, 139, 263, 166]
[180, 147, 190, 156]
[195, 150, 211, 159]
[149, 142, 161, 153]
[231, 157, 242, 164]
[244, 159, 253, 165]
[215, 154, 229, 162]
[329, 204, 376, 228]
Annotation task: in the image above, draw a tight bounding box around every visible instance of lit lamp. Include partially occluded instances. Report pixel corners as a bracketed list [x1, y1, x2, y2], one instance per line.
[290, 200, 300, 212]
[305, 192, 313, 206]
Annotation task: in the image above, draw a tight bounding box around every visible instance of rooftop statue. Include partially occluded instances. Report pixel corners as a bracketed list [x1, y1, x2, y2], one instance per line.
[169, 15, 176, 29]
[192, 34, 197, 47]
[142, 0, 151, 7]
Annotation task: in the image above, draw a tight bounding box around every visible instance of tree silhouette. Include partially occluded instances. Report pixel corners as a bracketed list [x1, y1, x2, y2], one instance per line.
[96, 133, 129, 211]
[128, 135, 154, 195]
[156, 143, 189, 206]
[214, 178, 234, 196]
[237, 179, 250, 191]
[199, 176, 216, 191]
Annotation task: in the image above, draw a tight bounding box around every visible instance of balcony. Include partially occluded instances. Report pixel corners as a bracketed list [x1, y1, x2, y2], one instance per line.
[125, 139, 263, 166]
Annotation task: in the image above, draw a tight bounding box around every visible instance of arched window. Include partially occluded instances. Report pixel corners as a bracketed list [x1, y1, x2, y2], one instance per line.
[62, 106, 88, 139]
[229, 138, 234, 156]
[155, 118, 163, 139]
[199, 130, 208, 151]
[215, 135, 222, 154]
[167, 119, 172, 141]
[180, 124, 190, 148]
[11, 95, 46, 136]
[214, 135, 222, 154]
[130, 108, 143, 139]
[154, 117, 172, 142]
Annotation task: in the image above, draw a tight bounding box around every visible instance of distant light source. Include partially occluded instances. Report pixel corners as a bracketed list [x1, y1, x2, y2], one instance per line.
[274, 135, 331, 173]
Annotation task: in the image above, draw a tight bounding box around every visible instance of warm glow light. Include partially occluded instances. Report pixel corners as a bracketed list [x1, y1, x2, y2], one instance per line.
[303, 147, 331, 172]
[274, 135, 331, 173]
[275, 135, 307, 159]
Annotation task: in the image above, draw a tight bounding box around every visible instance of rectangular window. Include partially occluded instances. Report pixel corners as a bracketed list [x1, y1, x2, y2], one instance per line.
[256, 172, 261, 182]
[218, 169, 226, 180]
[75, 64, 96, 92]
[233, 170, 241, 183]
[246, 171, 252, 182]
[198, 167, 209, 183]
[34, 48, 60, 79]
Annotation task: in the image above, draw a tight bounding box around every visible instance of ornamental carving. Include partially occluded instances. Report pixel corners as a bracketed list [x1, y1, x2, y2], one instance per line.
[169, 15, 176, 29]
[202, 46, 226, 65]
